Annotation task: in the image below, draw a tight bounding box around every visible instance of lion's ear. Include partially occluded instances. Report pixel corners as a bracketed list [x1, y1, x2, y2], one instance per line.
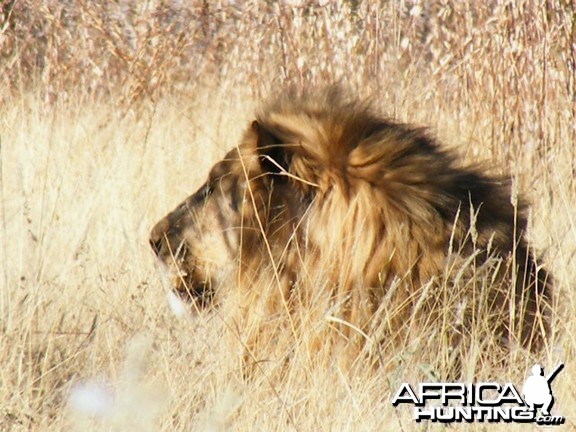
[252, 120, 292, 175]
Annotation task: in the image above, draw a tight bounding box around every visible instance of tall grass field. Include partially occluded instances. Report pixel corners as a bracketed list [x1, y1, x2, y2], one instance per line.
[1, 1, 575, 430]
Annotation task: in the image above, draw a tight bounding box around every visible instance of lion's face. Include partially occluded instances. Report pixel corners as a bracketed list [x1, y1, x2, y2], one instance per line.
[150, 119, 312, 307]
[150, 149, 250, 305]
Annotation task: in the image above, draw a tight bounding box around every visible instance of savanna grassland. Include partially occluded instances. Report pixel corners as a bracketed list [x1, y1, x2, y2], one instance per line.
[1, 1, 575, 431]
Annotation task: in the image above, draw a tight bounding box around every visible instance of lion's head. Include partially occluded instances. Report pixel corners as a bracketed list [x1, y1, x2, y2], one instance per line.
[150, 148, 246, 305]
[149, 117, 306, 307]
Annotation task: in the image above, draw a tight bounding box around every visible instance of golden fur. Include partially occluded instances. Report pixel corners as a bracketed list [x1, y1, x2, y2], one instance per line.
[150, 87, 551, 363]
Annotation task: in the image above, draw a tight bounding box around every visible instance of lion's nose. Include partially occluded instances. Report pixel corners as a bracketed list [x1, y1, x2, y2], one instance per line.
[150, 220, 169, 256]
[149, 235, 163, 256]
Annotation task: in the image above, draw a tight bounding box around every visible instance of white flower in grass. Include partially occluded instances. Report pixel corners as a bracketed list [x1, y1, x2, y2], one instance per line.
[68, 381, 114, 418]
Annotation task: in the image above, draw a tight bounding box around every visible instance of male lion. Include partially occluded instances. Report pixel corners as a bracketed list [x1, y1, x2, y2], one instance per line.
[150, 88, 551, 362]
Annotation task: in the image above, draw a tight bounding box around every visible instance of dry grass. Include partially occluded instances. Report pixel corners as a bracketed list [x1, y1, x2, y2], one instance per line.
[1, 1, 575, 430]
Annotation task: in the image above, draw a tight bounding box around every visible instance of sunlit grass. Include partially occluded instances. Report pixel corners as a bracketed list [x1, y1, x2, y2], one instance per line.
[0, 1, 575, 430]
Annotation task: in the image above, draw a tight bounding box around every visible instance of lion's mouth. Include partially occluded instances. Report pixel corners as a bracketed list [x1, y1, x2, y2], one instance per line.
[173, 273, 213, 307]
[173, 246, 213, 306]
[155, 257, 214, 309]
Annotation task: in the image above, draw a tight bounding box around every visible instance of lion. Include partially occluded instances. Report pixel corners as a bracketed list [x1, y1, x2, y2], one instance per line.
[150, 87, 552, 368]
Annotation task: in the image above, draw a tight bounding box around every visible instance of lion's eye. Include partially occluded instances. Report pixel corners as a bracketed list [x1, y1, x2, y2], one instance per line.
[202, 183, 213, 200]
[229, 192, 239, 212]
[228, 182, 241, 212]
